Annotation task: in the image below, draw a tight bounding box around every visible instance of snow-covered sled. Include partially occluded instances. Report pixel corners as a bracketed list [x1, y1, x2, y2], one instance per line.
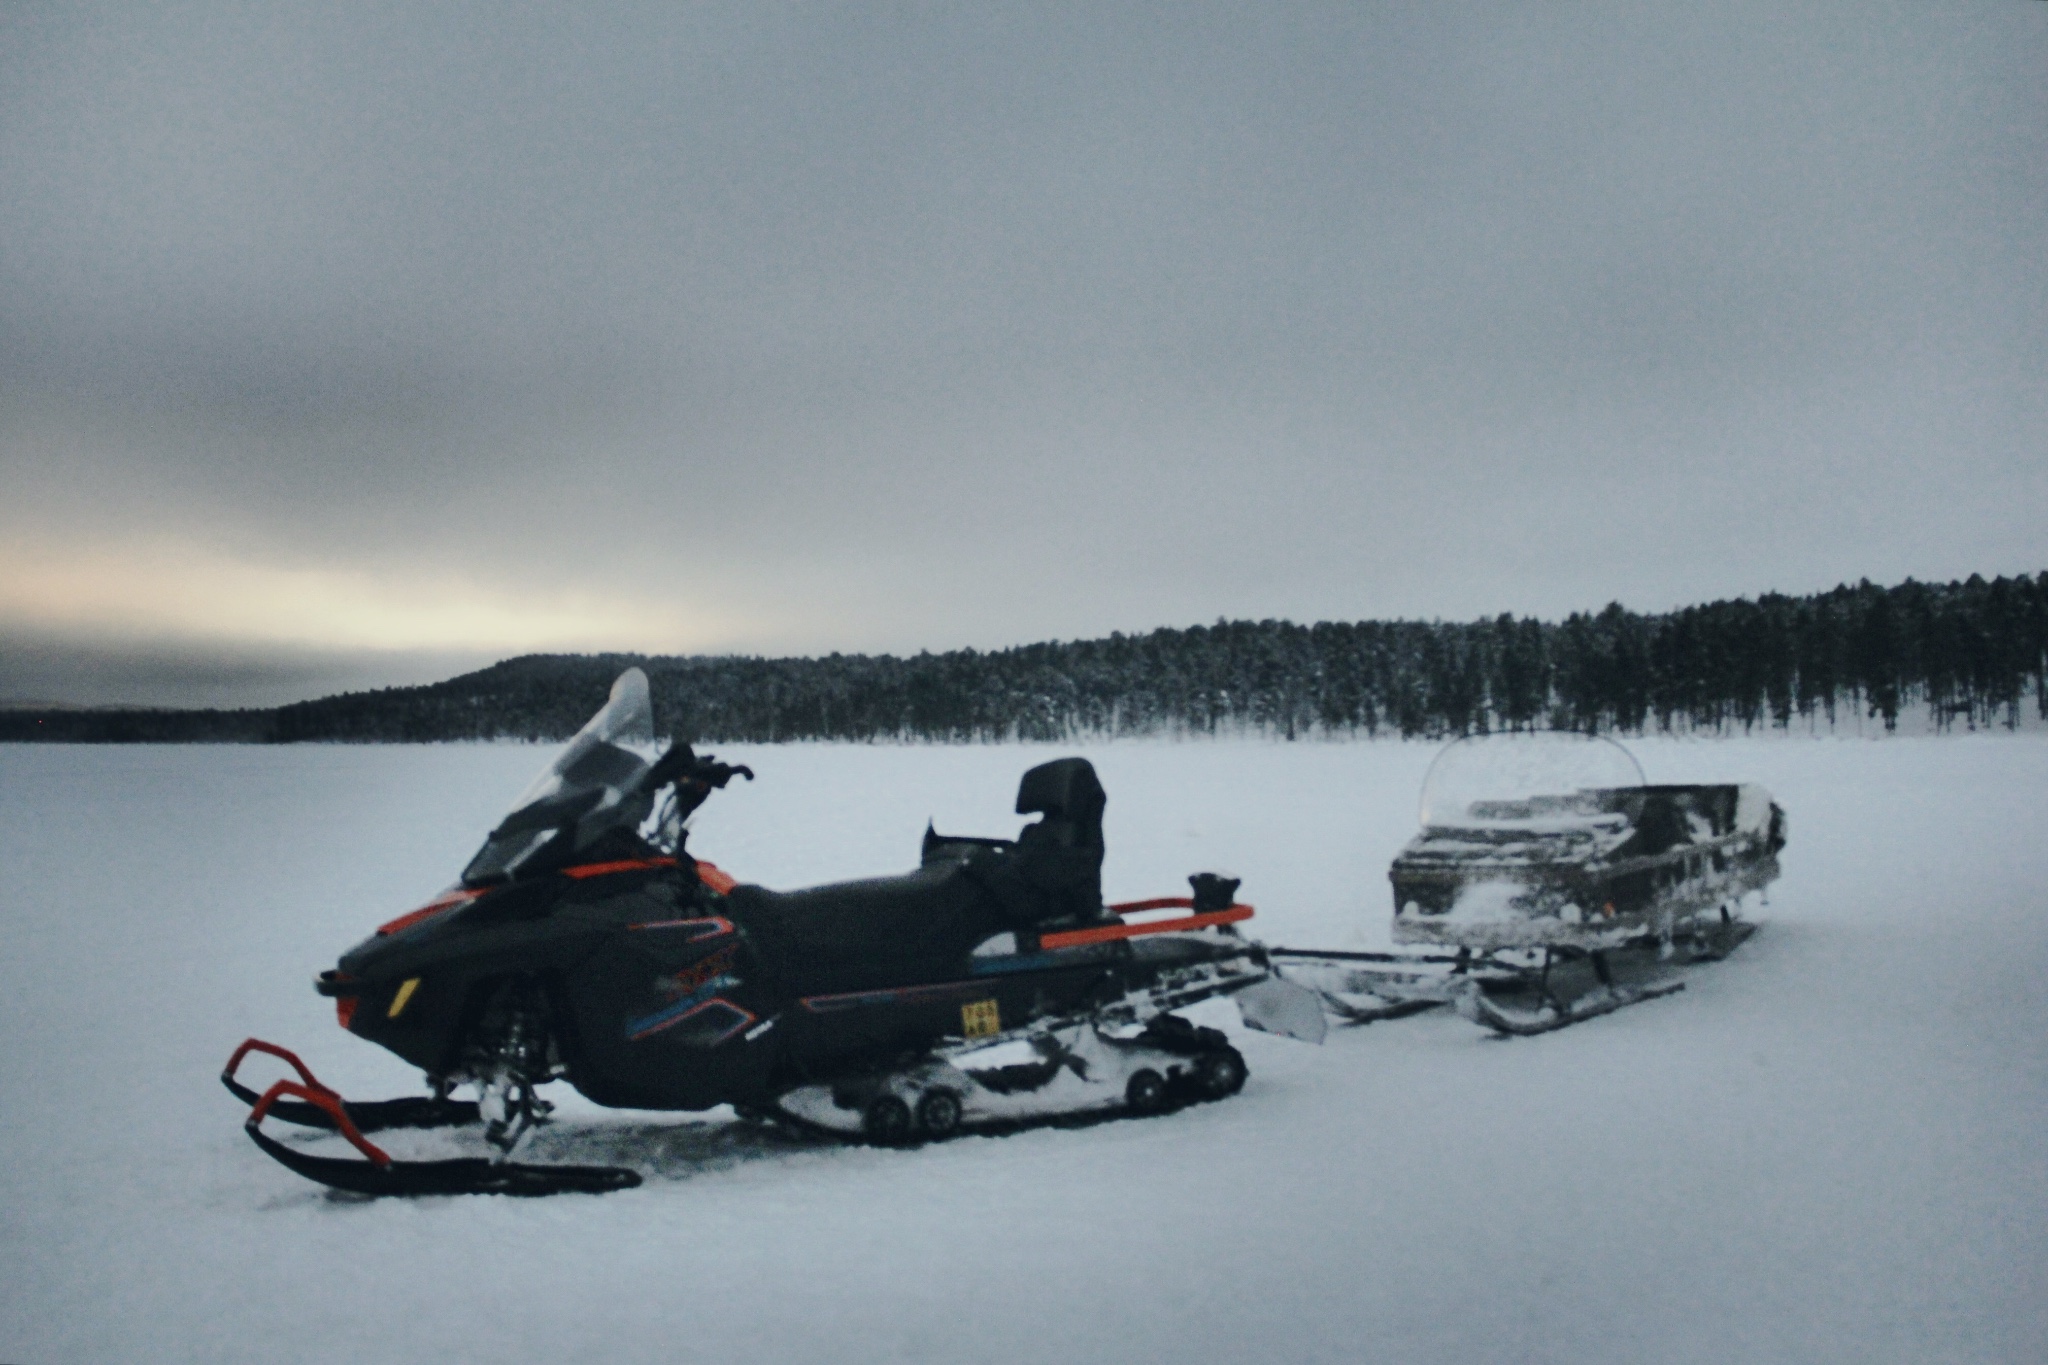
[1279, 732, 1785, 1035]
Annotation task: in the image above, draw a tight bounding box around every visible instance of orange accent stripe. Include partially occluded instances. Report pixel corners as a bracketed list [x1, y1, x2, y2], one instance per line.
[695, 860, 737, 894]
[561, 857, 679, 880]
[1108, 896, 1198, 914]
[1041, 903, 1255, 948]
[376, 888, 482, 936]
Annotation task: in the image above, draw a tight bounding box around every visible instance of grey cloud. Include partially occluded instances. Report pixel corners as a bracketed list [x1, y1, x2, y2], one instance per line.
[2, 2, 2043, 700]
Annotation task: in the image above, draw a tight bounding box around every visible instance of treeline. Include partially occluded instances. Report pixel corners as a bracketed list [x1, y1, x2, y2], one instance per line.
[7, 573, 2045, 744]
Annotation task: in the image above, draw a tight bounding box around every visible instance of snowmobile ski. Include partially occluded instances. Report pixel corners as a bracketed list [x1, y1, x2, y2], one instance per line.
[222, 1038, 479, 1133]
[231, 1042, 640, 1196]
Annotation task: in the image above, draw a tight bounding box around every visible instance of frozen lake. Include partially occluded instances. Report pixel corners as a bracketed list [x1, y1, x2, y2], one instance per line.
[2, 733, 2044, 1364]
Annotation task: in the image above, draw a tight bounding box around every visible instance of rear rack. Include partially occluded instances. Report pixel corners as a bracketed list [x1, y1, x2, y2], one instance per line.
[1040, 897, 1254, 949]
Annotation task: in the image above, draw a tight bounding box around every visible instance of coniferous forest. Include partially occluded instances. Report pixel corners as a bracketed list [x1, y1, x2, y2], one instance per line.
[7, 573, 2045, 744]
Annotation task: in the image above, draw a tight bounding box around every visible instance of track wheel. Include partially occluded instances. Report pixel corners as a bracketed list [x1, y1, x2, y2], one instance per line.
[914, 1090, 963, 1138]
[863, 1094, 913, 1144]
[1124, 1069, 1168, 1113]
[1194, 1049, 1247, 1099]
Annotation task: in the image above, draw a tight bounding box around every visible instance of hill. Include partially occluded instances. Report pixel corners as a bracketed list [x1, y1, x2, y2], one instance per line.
[6, 573, 2043, 744]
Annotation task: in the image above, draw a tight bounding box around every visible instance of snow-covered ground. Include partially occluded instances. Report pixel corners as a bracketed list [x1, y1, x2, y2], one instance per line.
[2, 734, 2044, 1364]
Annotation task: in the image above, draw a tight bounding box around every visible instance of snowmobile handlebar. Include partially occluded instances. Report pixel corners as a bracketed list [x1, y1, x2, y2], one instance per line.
[641, 742, 753, 797]
[699, 759, 755, 787]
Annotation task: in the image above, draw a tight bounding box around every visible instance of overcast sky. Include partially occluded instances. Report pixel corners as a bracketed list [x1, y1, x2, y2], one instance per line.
[3, 2, 2043, 706]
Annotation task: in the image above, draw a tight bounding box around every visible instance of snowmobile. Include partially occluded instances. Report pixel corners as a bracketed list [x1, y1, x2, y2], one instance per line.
[224, 669, 1324, 1196]
[1275, 732, 1786, 1035]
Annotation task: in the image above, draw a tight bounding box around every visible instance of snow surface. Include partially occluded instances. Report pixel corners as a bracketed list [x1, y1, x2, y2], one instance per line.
[3, 735, 2045, 1364]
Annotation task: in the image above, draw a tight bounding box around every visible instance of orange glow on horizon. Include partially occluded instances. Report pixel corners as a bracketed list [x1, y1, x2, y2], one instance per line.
[0, 537, 734, 655]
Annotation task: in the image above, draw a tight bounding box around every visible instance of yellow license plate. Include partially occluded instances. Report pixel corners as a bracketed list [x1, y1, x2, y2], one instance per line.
[960, 998, 1001, 1039]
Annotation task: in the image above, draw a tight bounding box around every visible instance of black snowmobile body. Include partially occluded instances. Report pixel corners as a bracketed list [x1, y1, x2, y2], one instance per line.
[319, 757, 1195, 1113]
[228, 670, 1305, 1195]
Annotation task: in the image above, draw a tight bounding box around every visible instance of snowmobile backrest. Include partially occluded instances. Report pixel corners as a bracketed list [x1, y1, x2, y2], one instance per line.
[1014, 758, 1106, 847]
[1008, 758, 1107, 919]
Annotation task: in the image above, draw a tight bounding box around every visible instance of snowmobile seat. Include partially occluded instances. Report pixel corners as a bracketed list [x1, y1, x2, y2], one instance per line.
[918, 758, 1113, 929]
[729, 758, 1118, 994]
[920, 757, 1108, 919]
[721, 862, 1010, 995]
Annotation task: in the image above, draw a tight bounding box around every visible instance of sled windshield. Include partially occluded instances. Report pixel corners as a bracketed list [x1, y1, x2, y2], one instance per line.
[1417, 731, 1646, 829]
[461, 669, 658, 884]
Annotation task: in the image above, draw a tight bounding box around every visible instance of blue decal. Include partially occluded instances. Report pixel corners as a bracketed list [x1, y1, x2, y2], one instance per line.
[627, 976, 742, 1040]
[624, 915, 735, 942]
[969, 951, 1072, 977]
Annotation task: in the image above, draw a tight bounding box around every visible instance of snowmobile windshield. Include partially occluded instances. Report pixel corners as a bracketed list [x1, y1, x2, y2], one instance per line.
[461, 669, 659, 885]
[1417, 732, 1646, 830]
